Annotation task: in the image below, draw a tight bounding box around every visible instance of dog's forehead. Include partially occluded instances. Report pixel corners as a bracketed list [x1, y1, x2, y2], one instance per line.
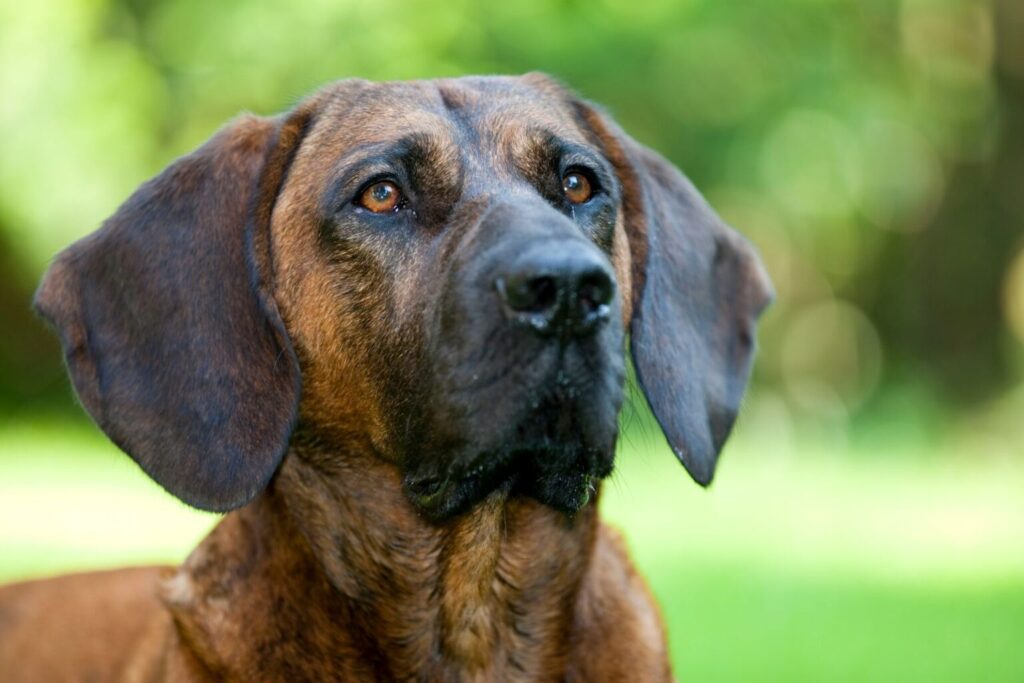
[307, 76, 590, 153]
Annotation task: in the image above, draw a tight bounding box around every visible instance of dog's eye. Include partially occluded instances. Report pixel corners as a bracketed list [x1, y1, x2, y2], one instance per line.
[357, 180, 402, 213]
[562, 171, 593, 204]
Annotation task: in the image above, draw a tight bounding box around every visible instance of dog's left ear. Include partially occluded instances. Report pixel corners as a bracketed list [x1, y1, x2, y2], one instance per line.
[576, 102, 774, 485]
[33, 103, 318, 511]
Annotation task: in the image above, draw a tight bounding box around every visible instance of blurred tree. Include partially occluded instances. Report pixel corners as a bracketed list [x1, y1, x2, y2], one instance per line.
[865, 0, 1024, 401]
[0, 223, 65, 415]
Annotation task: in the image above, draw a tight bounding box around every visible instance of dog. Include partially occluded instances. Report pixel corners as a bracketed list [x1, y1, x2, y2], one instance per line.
[0, 74, 771, 682]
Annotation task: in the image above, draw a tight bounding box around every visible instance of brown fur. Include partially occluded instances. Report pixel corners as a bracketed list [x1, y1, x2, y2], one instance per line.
[1, 74, 772, 681]
[0, 465, 669, 681]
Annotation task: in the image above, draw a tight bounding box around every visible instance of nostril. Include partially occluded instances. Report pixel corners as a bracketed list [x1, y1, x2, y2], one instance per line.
[498, 274, 559, 314]
[523, 276, 559, 313]
[577, 270, 613, 316]
[495, 247, 614, 339]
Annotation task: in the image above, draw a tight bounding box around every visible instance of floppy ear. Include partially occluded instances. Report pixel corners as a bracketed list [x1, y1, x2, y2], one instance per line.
[577, 103, 774, 485]
[33, 106, 316, 511]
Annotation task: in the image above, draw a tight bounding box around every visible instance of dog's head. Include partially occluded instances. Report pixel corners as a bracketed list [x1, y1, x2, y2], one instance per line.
[35, 75, 772, 520]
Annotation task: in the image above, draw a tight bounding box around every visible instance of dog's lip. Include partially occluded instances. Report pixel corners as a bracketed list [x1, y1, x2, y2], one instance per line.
[404, 470, 479, 512]
[405, 445, 611, 518]
[405, 450, 513, 511]
[405, 474, 450, 508]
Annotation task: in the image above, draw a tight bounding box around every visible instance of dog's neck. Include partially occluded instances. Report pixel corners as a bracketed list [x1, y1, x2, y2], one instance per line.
[162, 437, 599, 681]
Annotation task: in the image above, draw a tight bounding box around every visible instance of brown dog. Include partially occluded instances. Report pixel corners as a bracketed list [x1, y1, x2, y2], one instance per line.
[0, 74, 771, 682]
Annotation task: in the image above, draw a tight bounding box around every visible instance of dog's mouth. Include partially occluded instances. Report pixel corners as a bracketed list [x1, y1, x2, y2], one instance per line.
[405, 451, 609, 522]
[404, 390, 616, 521]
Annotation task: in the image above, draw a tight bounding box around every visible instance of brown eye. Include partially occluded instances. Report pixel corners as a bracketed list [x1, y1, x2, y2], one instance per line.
[358, 180, 402, 213]
[562, 171, 593, 204]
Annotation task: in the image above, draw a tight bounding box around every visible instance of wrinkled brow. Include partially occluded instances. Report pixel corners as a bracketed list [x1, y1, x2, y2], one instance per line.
[321, 132, 460, 211]
[514, 128, 618, 194]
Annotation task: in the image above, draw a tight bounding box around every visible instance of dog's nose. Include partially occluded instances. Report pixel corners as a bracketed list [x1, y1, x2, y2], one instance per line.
[495, 245, 615, 338]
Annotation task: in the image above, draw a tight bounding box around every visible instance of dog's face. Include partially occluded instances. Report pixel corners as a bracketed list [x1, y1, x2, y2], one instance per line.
[272, 78, 628, 518]
[34, 75, 772, 518]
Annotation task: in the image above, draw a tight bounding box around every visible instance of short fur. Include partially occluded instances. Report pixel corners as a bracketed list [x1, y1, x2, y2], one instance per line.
[0, 74, 771, 682]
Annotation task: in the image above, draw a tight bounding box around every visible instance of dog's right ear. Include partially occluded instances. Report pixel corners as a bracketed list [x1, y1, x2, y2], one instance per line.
[34, 103, 318, 512]
[570, 97, 773, 487]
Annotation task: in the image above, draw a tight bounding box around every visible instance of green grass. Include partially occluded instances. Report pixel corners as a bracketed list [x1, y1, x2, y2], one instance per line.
[1, 419, 1023, 681]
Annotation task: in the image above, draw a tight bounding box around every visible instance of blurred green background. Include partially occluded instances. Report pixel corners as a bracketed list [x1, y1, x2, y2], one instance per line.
[2, 0, 1023, 680]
